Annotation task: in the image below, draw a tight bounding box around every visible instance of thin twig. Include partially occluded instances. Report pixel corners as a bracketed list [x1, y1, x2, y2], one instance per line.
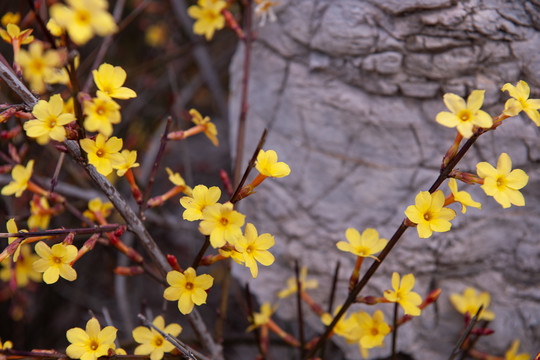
[391, 302, 399, 360]
[0, 224, 122, 238]
[320, 261, 340, 359]
[295, 260, 306, 359]
[50, 152, 65, 194]
[232, 0, 254, 186]
[246, 283, 265, 359]
[215, 258, 231, 342]
[230, 128, 267, 203]
[192, 236, 211, 269]
[139, 117, 172, 218]
[448, 306, 484, 360]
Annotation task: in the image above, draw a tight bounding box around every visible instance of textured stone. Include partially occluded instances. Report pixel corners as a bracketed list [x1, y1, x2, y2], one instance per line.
[229, 0, 540, 358]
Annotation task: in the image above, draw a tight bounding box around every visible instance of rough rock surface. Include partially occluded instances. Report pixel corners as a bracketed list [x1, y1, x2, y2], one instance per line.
[229, 0, 540, 358]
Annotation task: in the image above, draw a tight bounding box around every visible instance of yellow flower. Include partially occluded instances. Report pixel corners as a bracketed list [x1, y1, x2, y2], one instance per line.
[188, 0, 227, 41]
[448, 178, 481, 214]
[66, 317, 117, 360]
[92, 63, 137, 99]
[1, 12, 20, 27]
[163, 267, 213, 315]
[254, 0, 279, 26]
[180, 185, 221, 221]
[50, 0, 117, 45]
[145, 23, 167, 47]
[449, 287, 495, 321]
[24, 94, 75, 143]
[47, 18, 63, 37]
[277, 266, 318, 298]
[234, 223, 275, 278]
[17, 42, 62, 93]
[28, 196, 52, 230]
[347, 310, 390, 356]
[199, 202, 245, 248]
[383, 272, 422, 316]
[256, 149, 290, 178]
[113, 150, 139, 177]
[83, 92, 121, 137]
[321, 307, 357, 339]
[165, 167, 192, 195]
[32, 241, 77, 284]
[505, 340, 531, 360]
[436, 90, 493, 138]
[132, 315, 182, 360]
[190, 109, 218, 146]
[476, 153, 529, 208]
[83, 198, 114, 222]
[80, 134, 124, 176]
[502, 80, 540, 126]
[0, 338, 13, 350]
[5, 219, 26, 262]
[0, 23, 33, 44]
[0, 245, 42, 287]
[336, 228, 387, 260]
[405, 190, 456, 238]
[247, 302, 276, 332]
[1, 160, 34, 197]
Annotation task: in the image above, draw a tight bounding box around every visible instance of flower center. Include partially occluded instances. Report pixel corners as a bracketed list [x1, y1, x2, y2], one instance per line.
[423, 211, 432, 221]
[89, 340, 99, 350]
[220, 217, 228, 226]
[496, 176, 506, 188]
[457, 110, 471, 122]
[96, 149, 105, 157]
[30, 59, 44, 74]
[96, 105, 105, 116]
[47, 116, 57, 128]
[53, 256, 62, 264]
[185, 282, 194, 290]
[370, 327, 379, 336]
[75, 10, 91, 25]
[154, 336, 164, 347]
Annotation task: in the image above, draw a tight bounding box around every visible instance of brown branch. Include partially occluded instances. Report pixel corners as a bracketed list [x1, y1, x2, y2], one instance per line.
[0, 224, 122, 238]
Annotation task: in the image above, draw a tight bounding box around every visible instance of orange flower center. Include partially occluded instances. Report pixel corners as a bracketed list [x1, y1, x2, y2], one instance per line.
[458, 110, 471, 123]
[370, 327, 379, 336]
[47, 116, 57, 128]
[423, 211, 432, 221]
[154, 337, 163, 346]
[220, 217, 228, 226]
[75, 10, 91, 25]
[496, 176, 506, 188]
[89, 340, 99, 350]
[52, 256, 62, 264]
[185, 282, 193, 290]
[96, 149, 105, 157]
[96, 105, 105, 116]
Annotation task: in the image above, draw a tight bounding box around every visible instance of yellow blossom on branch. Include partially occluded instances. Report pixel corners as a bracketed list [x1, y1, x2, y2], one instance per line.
[113, 150, 139, 177]
[80, 134, 124, 176]
[24, 94, 75, 143]
[83, 92, 121, 137]
[505, 340, 530, 360]
[1, 12, 20, 27]
[234, 223, 275, 278]
[145, 23, 168, 47]
[0, 245, 42, 287]
[346, 310, 390, 357]
[1, 160, 34, 197]
[447, 178, 481, 214]
[83, 198, 114, 223]
[256, 149, 290, 178]
[383, 272, 422, 316]
[4, 219, 26, 262]
[50, 0, 117, 45]
[336, 228, 387, 260]
[0, 23, 34, 45]
[405, 190, 456, 238]
[28, 196, 53, 230]
[449, 287, 495, 321]
[163, 267, 214, 315]
[66, 317, 117, 360]
[199, 202, 245, 248]
[190, 109, 218, 146]
[32, 241, 77, 284]
[436, 90, 493, 138]
[476, 153, 529, 208]
[247, 302, 276, 332]
[277, 266, 318, 298]
[188, 0, 227, 41]
[92, 63, 137, 99]
[17, 42, 62, 93]
[0, 338, 13, 350]
[180, 185, 221, 221]
[132, 315, 182, 360]
[502, 80, 540, 126]
[165, 167, 192, 195]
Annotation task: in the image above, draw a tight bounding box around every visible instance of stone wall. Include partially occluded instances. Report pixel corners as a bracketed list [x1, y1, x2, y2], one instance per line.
[229, 0, 540, 358]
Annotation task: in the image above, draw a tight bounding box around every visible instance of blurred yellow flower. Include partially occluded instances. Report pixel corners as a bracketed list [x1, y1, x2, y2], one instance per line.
[247, 302, 276, 332]
[449, 287, 495, 321]
[346, 310, 390, 357]
[1, 12, 20, 27]
[337, 227, 387, 260]
[83, 197, 114, 222]
[0, 338, 13, 350]
[66, 317, 117, 360]
[32, 241, 78, 284]
[1, 160, 34, 197]
[92, 63, 137, 99]
[502, 80, 540, 126]
[190, 109, 218, 146]
[24, 94, 75, 143]
[163, 267, 213, 315]
[436, 90, 493, 138]
[199, 202, 245, 248]
[383, 272, 422, 316]
[145, 23, 168, 47]
[17, 42, 62, 93]
[132, 315, 182, 360]
[277, 266, 318, 298]
[188, 0, 227, 40]
[505, 340, 530, 360]
[28, 196, 52, 230]
[50, 0, 117, 45]
[0, 245, 42, 287]
[476, 153, 528, 208]
[80, 134, 124, 176]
